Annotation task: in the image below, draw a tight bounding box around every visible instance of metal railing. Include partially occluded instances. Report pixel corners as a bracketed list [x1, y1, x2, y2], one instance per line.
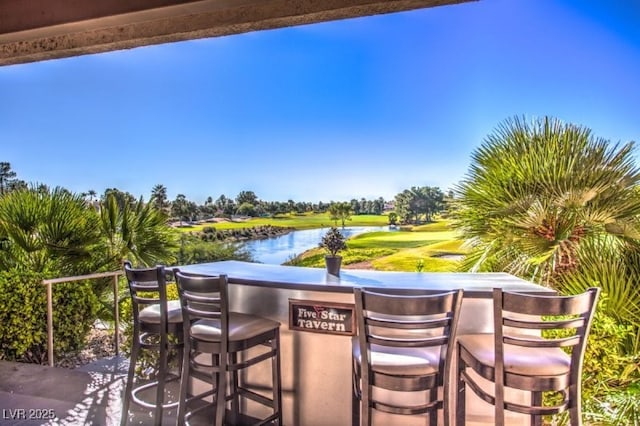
[42, 270, 123, 367]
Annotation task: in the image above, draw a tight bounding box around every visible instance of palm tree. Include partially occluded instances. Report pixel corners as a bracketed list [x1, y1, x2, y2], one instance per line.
[0, 162, 17, 195]
[453, 116, 640, 284]
[150, 184, 169, 213]
[97, 193, 177, 269]
[0, 186, 101, 274]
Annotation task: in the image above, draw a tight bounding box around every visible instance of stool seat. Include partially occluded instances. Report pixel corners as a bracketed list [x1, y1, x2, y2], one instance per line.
[352, 337, 441, 376]
[191, 313, 280, 343]
[458, 334, 571, 379]
[139, 300, 183, 324]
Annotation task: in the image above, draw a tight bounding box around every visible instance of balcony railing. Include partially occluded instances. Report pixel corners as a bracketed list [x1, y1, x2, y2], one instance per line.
[42, 271, 123, 367]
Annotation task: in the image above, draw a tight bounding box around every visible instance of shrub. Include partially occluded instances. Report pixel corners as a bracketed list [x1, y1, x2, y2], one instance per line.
[0, 268, 99, 363]
[202, 226, 216, 234]
[581, 299, 639, 401]
[175, 235, 253, 265]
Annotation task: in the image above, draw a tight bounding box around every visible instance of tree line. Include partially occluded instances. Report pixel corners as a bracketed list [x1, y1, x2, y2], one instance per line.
[0, 161, 450, 226]
[150, 186, 448, 225]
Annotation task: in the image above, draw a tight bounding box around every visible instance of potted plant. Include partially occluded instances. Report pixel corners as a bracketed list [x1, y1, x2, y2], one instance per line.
[319, 227, 347, 276]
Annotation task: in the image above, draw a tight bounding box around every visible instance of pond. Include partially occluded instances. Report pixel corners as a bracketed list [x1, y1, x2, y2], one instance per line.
[243, 226, 391, 265]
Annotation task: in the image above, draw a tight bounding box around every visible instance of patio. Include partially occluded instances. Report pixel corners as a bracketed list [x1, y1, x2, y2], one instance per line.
[0, 358, 249, 426]
[0, 357, 127, 426]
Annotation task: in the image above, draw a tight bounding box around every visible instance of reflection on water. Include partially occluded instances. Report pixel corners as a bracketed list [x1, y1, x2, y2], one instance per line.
[244, 226, 391, 265]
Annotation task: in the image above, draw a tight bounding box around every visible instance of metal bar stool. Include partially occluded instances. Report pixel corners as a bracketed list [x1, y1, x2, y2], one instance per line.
[352, 287, 463, 426]
[456, 287, 600, 426]
[174, 270, 282, 426]
[121, 261, 184, 426]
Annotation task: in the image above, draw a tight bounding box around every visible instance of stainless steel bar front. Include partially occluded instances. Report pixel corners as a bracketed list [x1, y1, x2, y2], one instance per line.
[176, 261, 554, 426]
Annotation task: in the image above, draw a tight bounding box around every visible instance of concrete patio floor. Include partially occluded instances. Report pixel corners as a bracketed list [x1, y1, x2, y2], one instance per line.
[0, 357, 181, 426]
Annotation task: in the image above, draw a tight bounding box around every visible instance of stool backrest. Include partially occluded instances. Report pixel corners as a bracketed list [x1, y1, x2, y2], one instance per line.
[123, 260, 169, 324]
[492, 287, 601, 411]
[354, 287, 463, 386]
[174, 270, 229, 348]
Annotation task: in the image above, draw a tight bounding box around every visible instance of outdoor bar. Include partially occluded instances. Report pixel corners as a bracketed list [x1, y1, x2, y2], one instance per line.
[174, 260, 555, 426]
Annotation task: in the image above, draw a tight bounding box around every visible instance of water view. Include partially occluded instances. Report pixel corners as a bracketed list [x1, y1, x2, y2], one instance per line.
[245, 226, 391, 264]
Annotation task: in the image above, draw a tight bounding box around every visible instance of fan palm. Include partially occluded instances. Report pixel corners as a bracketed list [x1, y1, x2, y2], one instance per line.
[97, 193, 177, 269]
[0, 186, 100, 274]
[453, 116, 640, 284]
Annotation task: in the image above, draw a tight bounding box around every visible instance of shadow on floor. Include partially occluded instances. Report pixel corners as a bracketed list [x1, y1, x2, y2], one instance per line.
[0, 357, 172, 426]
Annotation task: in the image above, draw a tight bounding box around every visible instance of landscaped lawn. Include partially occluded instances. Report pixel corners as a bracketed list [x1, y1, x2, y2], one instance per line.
[288, 220, 467, 272]
[347, 230, 458, 249]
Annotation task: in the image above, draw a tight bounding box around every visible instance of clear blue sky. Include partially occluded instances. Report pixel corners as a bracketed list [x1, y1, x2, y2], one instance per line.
[1, 0, 639, 204]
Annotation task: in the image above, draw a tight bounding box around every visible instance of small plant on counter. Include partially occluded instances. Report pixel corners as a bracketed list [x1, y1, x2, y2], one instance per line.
[319, 227, 347, 257]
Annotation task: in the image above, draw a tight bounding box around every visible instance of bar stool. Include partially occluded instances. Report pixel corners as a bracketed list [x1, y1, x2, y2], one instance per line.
[456, 287, 600, 426]
[174, 270, 282, 426]
[352, 287, 463, 426]
[121, 262, 184, 426]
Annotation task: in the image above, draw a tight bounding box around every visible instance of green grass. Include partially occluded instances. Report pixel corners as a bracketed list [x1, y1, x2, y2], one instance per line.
[410, 221, 454, 232]
[176, 213, 390, 232]
[289, 247, 396, 268]
[285, 219, 468, 272]
[347, 230, 459, 249]
[371, 243, 463, 272]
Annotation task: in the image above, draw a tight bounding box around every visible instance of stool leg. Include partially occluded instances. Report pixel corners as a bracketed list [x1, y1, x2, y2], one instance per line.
[351, 359, 360, 426]
[214, 353, 227, 426]
[177, 339, 190, 426]
[569, 385, 581, 426]
[455, 349, 466, 426]
[531, 391, 542, 426]
[361, 372, 371, 426]
[429, 387, 438, 426]
[272, 329, 282, 425]
[155, 336, 169, 426]
[230, 352, 240, 425]
[121, 331, 141, 426]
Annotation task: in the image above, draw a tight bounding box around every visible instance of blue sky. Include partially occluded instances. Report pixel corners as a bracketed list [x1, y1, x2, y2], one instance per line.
[1, 0, 639, 204]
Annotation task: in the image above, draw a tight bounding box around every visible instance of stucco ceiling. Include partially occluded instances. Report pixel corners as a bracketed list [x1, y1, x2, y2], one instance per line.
[0, 0, 473, 66]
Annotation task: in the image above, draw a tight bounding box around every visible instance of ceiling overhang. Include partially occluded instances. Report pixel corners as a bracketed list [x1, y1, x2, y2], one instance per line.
[0, 0, 472, 66]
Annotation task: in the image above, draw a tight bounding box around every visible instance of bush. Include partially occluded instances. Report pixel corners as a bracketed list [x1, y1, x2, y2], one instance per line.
[176, 236, 253, 265]
[581, 300, 639, 401]
[0, 268, 99, 363]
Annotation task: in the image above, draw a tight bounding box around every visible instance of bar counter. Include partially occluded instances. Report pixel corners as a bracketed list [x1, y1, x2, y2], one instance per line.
[174, 261, 554, 426]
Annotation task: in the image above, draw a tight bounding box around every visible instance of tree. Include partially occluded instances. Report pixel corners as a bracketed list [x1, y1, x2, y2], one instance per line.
[171, 194, 197, 223]
[102, 188, 136, 210]
[97, 193, 176, 268]
[0, 162, 25, 195]
[236, 202, 257, 217]
[453, 116, 640, 284]
[0, 186, 101, 274]
[388, 212, 398, 226]
[350, 199, 361, 215]
[236, 190, 258, 206]
[373, 197, 385, 215]
[327, 202, 352, 228]
[215, 194, 235, 217]
[150, 184, 170, 213]
[394, 186, 444, 224]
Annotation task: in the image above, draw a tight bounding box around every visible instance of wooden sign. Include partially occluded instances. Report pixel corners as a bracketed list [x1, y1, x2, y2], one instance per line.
[289, 299, 355, 336]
